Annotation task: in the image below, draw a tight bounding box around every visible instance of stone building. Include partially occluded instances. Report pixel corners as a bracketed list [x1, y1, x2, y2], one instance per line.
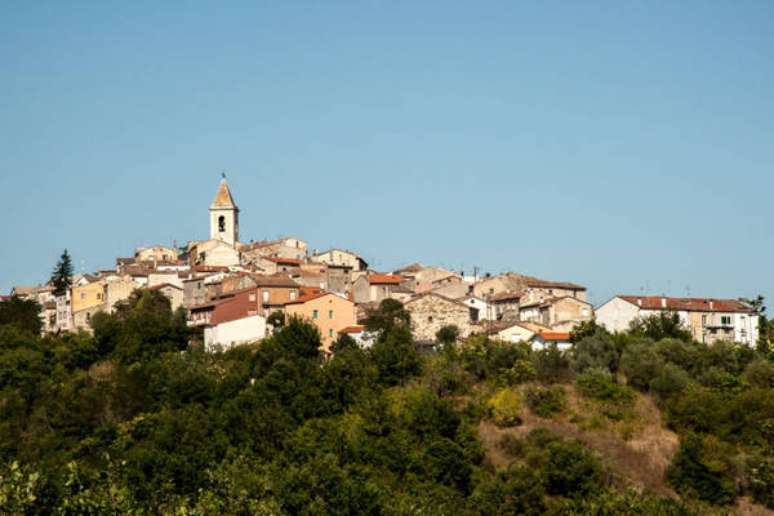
[404, 293, 474, 343]
[519, 296, 593, 332]
[351, 274, 404, 304]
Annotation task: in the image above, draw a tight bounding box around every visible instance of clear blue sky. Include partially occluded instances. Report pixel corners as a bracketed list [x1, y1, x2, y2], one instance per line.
[1, 1, 772, 306]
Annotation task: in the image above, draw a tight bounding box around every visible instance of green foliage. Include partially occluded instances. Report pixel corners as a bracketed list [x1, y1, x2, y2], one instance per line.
[501, 359, 537, 385]
[746, 452, 774, 509]
[556, 488, 694, 515]
[436, 324, 460, 347]
[649, 363, 690, 401]
[629, 311, 693, 341]
[266, 310, 285, 328]
[2, 288, 773, 512]
[576, 368, 635, 405]
[667, 433, 736, 506]
[370, 326, 421, 385]
[620, 339, 663, 390]
[363, 298, 410, 335]
[0, 296, 42, 335]
[532, 345, 573, 384]
[487, 388, 522, 427]
[742, 358, 774, 388]
[50, 249, 74, 297]
[569, 319, 606, 344]
[544, 439, 605, 497]
[525, 385, 566, 418]
[572, 330, 619, 373]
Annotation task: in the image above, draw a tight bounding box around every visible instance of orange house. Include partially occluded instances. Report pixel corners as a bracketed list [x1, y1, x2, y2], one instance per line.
[285, 292, 357, 353]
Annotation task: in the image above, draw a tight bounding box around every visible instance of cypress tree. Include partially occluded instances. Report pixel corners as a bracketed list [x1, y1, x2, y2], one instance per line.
[51, 249, 74, 296]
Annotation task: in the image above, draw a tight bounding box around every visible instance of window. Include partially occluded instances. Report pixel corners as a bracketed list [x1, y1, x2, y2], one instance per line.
[289, 290, 297, 301]
[329, 329, 333, 337]
[427, 316, 433, 323]
[218, 216, 226, 232]
[249, 293, 256, 302]
[313, 310, 319, 319]
[328, 310, 333, 319]
[721, 316, 732, 326]
[263, 290, 270, 303]
[80, 292, 86, 300]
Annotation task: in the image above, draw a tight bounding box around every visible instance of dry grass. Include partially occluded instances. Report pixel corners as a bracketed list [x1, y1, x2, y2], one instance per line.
[478, 384, 680, 496]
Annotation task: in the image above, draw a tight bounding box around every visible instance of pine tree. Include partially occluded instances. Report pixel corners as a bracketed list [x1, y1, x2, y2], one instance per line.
[51, 249, 74, 296]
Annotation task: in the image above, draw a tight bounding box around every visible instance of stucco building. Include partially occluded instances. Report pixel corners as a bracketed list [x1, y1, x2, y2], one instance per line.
[595, 295, 759, 345]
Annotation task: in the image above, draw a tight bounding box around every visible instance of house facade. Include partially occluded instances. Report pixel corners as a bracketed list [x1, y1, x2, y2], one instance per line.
[351, 274, 404, 304]
[595, 295, 759, 345]
[404, 293, 473, 343]
[285, 292, 358, 353]
[519, 296, 593, 332]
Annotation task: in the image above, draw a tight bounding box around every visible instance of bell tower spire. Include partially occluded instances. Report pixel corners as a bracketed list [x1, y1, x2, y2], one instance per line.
[209, 175, 239, 246]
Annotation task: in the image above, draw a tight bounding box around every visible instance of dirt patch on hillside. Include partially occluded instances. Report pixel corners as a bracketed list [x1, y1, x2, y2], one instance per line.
[478, 389, 679, 497]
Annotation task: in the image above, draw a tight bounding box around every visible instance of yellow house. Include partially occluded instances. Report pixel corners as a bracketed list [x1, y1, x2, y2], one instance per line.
[285, 292, 357, 353]
[71, 282, 105, 313]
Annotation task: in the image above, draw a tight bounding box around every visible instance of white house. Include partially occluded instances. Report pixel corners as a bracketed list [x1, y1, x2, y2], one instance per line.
[595, 295, 759, 345]
[204, 314, 267, 352]
[462, 296, 496, 322]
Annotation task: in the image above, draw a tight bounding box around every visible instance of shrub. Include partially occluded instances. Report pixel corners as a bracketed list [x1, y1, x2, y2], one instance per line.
[498, 434, 525, 457]
[544, 440, 605, 497]
[742, 359, 774, 389]
[655, 338, 701, 374]
[619, 340, 663, 391]
[525, 385, 566, 418]
[575, 368, 635, 405]
[572, 331, 619, 373]
[532, 346, 572, 384]
[747, 453, 774, 509]
[435, 325, 460, 347]
[500, 359, 537, 385]
[666, 433, 736, 506]
[649, 363, 690, 401]
[487, 388, 522, 428]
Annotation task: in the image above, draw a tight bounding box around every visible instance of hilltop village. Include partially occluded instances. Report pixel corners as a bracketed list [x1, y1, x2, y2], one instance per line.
[5, 177, 761, 353]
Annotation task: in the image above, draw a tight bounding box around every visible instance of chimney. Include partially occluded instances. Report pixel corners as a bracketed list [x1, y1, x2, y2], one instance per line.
[661, 297, 667, 309]
[637, 298, 642, 307]
[709, 300, 714, 310]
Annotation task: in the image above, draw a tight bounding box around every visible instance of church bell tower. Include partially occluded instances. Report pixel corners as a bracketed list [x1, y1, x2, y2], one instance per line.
[209, 174, 239, 247]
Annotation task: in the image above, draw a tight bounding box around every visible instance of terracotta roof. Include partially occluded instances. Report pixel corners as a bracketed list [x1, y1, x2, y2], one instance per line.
[536, 331, 571, 341]
[368, 274, 403, 285]
[618, 295, 754, 314]
[339, 325, 365, 334]
[211, 177, 237, 209]
[0, 296, 9, 303]
[285, 288, 332, 305]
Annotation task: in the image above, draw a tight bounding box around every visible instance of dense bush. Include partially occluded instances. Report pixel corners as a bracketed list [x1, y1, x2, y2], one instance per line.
[667, 433, 736, 506]
[572, 330, 619, 373]
[525, 385, 566, 418]
[487, 388, 522, 427]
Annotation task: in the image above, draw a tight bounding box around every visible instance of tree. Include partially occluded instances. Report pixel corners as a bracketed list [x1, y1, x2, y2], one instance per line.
[435, 325, 460, 348]
[569, 319, 606, 344]
[0, 296, 42, 335]
[572, 330, 620, 373]
[267, 311, 285, 329]
[363, 299, 410, 335]
[50, 249, 74, 296]
[629, 312, 692, 342]
[740, 296, 770, 353]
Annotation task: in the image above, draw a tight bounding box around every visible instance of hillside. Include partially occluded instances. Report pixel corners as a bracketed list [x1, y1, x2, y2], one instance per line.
[0, 295, 773, 514]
